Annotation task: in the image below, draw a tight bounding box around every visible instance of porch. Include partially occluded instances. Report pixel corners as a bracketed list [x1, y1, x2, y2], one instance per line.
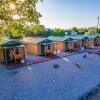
[64, 39, 82, 52]
[2, 45, 25, 64]
[39, 39, 56, 56]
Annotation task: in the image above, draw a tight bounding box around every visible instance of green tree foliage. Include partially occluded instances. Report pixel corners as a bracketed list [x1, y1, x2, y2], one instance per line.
[51, 28, 65, 36]
[0, 0, 42, 38]
[96, 28, 100, 34]
[70, 27, 100, 35]
[78, 27, 88, 32]
[85, 30, 96, 35]
[43, 29, 52, 37]
[25, 24, 45, 36]
[8, 21, 24, 38]
[71, 27, 79, 32]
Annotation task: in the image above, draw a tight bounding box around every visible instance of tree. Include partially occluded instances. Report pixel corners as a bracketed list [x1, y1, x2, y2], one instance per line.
[71, 27, 79, 32]
[85, 30, 96, 35]
[25, 24, 45, 36]
[51, 28, 65, 36]
[43, 29, 53, 37]
[96, 28, 100, 34]
[31, 25, 45, 36]
[0, 0, 42, 38]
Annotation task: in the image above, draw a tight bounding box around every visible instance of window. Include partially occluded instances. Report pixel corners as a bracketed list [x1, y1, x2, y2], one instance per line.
[48, 45, 51, 50]
[15, 48, 20, 54]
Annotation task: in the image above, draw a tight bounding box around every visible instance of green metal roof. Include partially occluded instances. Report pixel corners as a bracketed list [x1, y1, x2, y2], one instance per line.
[48, 36, 67, 42]
[0, 38, 23, 46]
[48, 35, 85, 42]
[83, 35, 96, 40]
[41, 39, 56, 44]
[64, 35, 85, 40]
[22, 37, 46, 43]
[1, 45, 24, 49]
[96, 35, 100, 38]
[22, 37, 54, 44]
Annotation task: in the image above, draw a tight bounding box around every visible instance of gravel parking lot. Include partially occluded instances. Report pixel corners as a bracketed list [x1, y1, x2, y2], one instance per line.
[0, 52, 100, 100]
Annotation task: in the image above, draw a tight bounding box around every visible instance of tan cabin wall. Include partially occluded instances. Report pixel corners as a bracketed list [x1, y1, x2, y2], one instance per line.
[26, 43, 54, 56]
[10, 49, 14, 61]
[0, 48, 4, 62]
[78, 40, 82, 47]
[86, 40, 94, 47]
[14, 47, 25, 61]
[9, 47, 25, 61]
[45, 44, 54, 54]
[54, 42, 64, 51]
[10, 48, 24, 60]
[37, 44, 41, 55]
[26, 43, 39, 56]
[0, 47, 25, 63]
[96, 39, 100, 45]
[74, 40, 82, 48]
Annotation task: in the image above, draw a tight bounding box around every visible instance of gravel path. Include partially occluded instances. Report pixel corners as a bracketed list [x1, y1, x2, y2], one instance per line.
[0, 52, 100, 100]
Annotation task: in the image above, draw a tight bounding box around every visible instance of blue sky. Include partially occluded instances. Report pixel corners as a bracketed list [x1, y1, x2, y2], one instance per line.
[37, 0, 100, 29]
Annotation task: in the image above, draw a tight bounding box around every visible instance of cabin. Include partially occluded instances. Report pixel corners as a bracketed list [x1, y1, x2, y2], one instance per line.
[22, 37, 56, 56]
[48, 35, 84, 52]
[48, 36, 66, 52]
[0, 39, 25, 64]
[95, 35, 100, 46]
[64, 35, 84, 52]
[83, 35, 96, 48]
[64, 37, 75, 52]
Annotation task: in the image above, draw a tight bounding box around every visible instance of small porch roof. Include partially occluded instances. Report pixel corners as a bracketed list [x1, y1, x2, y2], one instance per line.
[83, 35, 96, 40]
[41, 42, 56, 45]
[1, 45, 24, 49]
[0, 38, 24, 49]
[64, 35, 85, 42]
[96, 35, 100, 39]
[0, 38, 23, 46]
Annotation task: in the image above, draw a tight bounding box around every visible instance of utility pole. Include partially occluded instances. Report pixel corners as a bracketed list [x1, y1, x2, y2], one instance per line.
[97, 16, 100, 29]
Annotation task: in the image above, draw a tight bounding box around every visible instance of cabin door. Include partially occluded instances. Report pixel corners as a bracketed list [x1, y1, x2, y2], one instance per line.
[4, 49, 10, 62]
[41, 45, 45, 56]
[94, 39, 97, 46]
[64, 42, 69, 51]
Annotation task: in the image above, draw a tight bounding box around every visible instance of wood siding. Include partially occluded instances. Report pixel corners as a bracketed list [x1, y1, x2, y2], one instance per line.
[26, 43, 39, 55]
[45, 44, 54, 55]
[0, 48, 4, 62]
[86, 40, 94, 47]
[26, 43, 54, 56]
[96, 39, 100, 45]
[0, 47, 25, 63]
[54, 42, 64, 51]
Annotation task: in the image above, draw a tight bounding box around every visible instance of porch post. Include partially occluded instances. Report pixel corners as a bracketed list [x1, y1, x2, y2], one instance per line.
[50, 44, 51, 55]
[14, 48, 16, 63]
[4, 49, 7, 64]
[45, 44, 46, 57]
[52, 44, 54, 55]
[56, 42, 58, 56]
[23, 47, 25, 59]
